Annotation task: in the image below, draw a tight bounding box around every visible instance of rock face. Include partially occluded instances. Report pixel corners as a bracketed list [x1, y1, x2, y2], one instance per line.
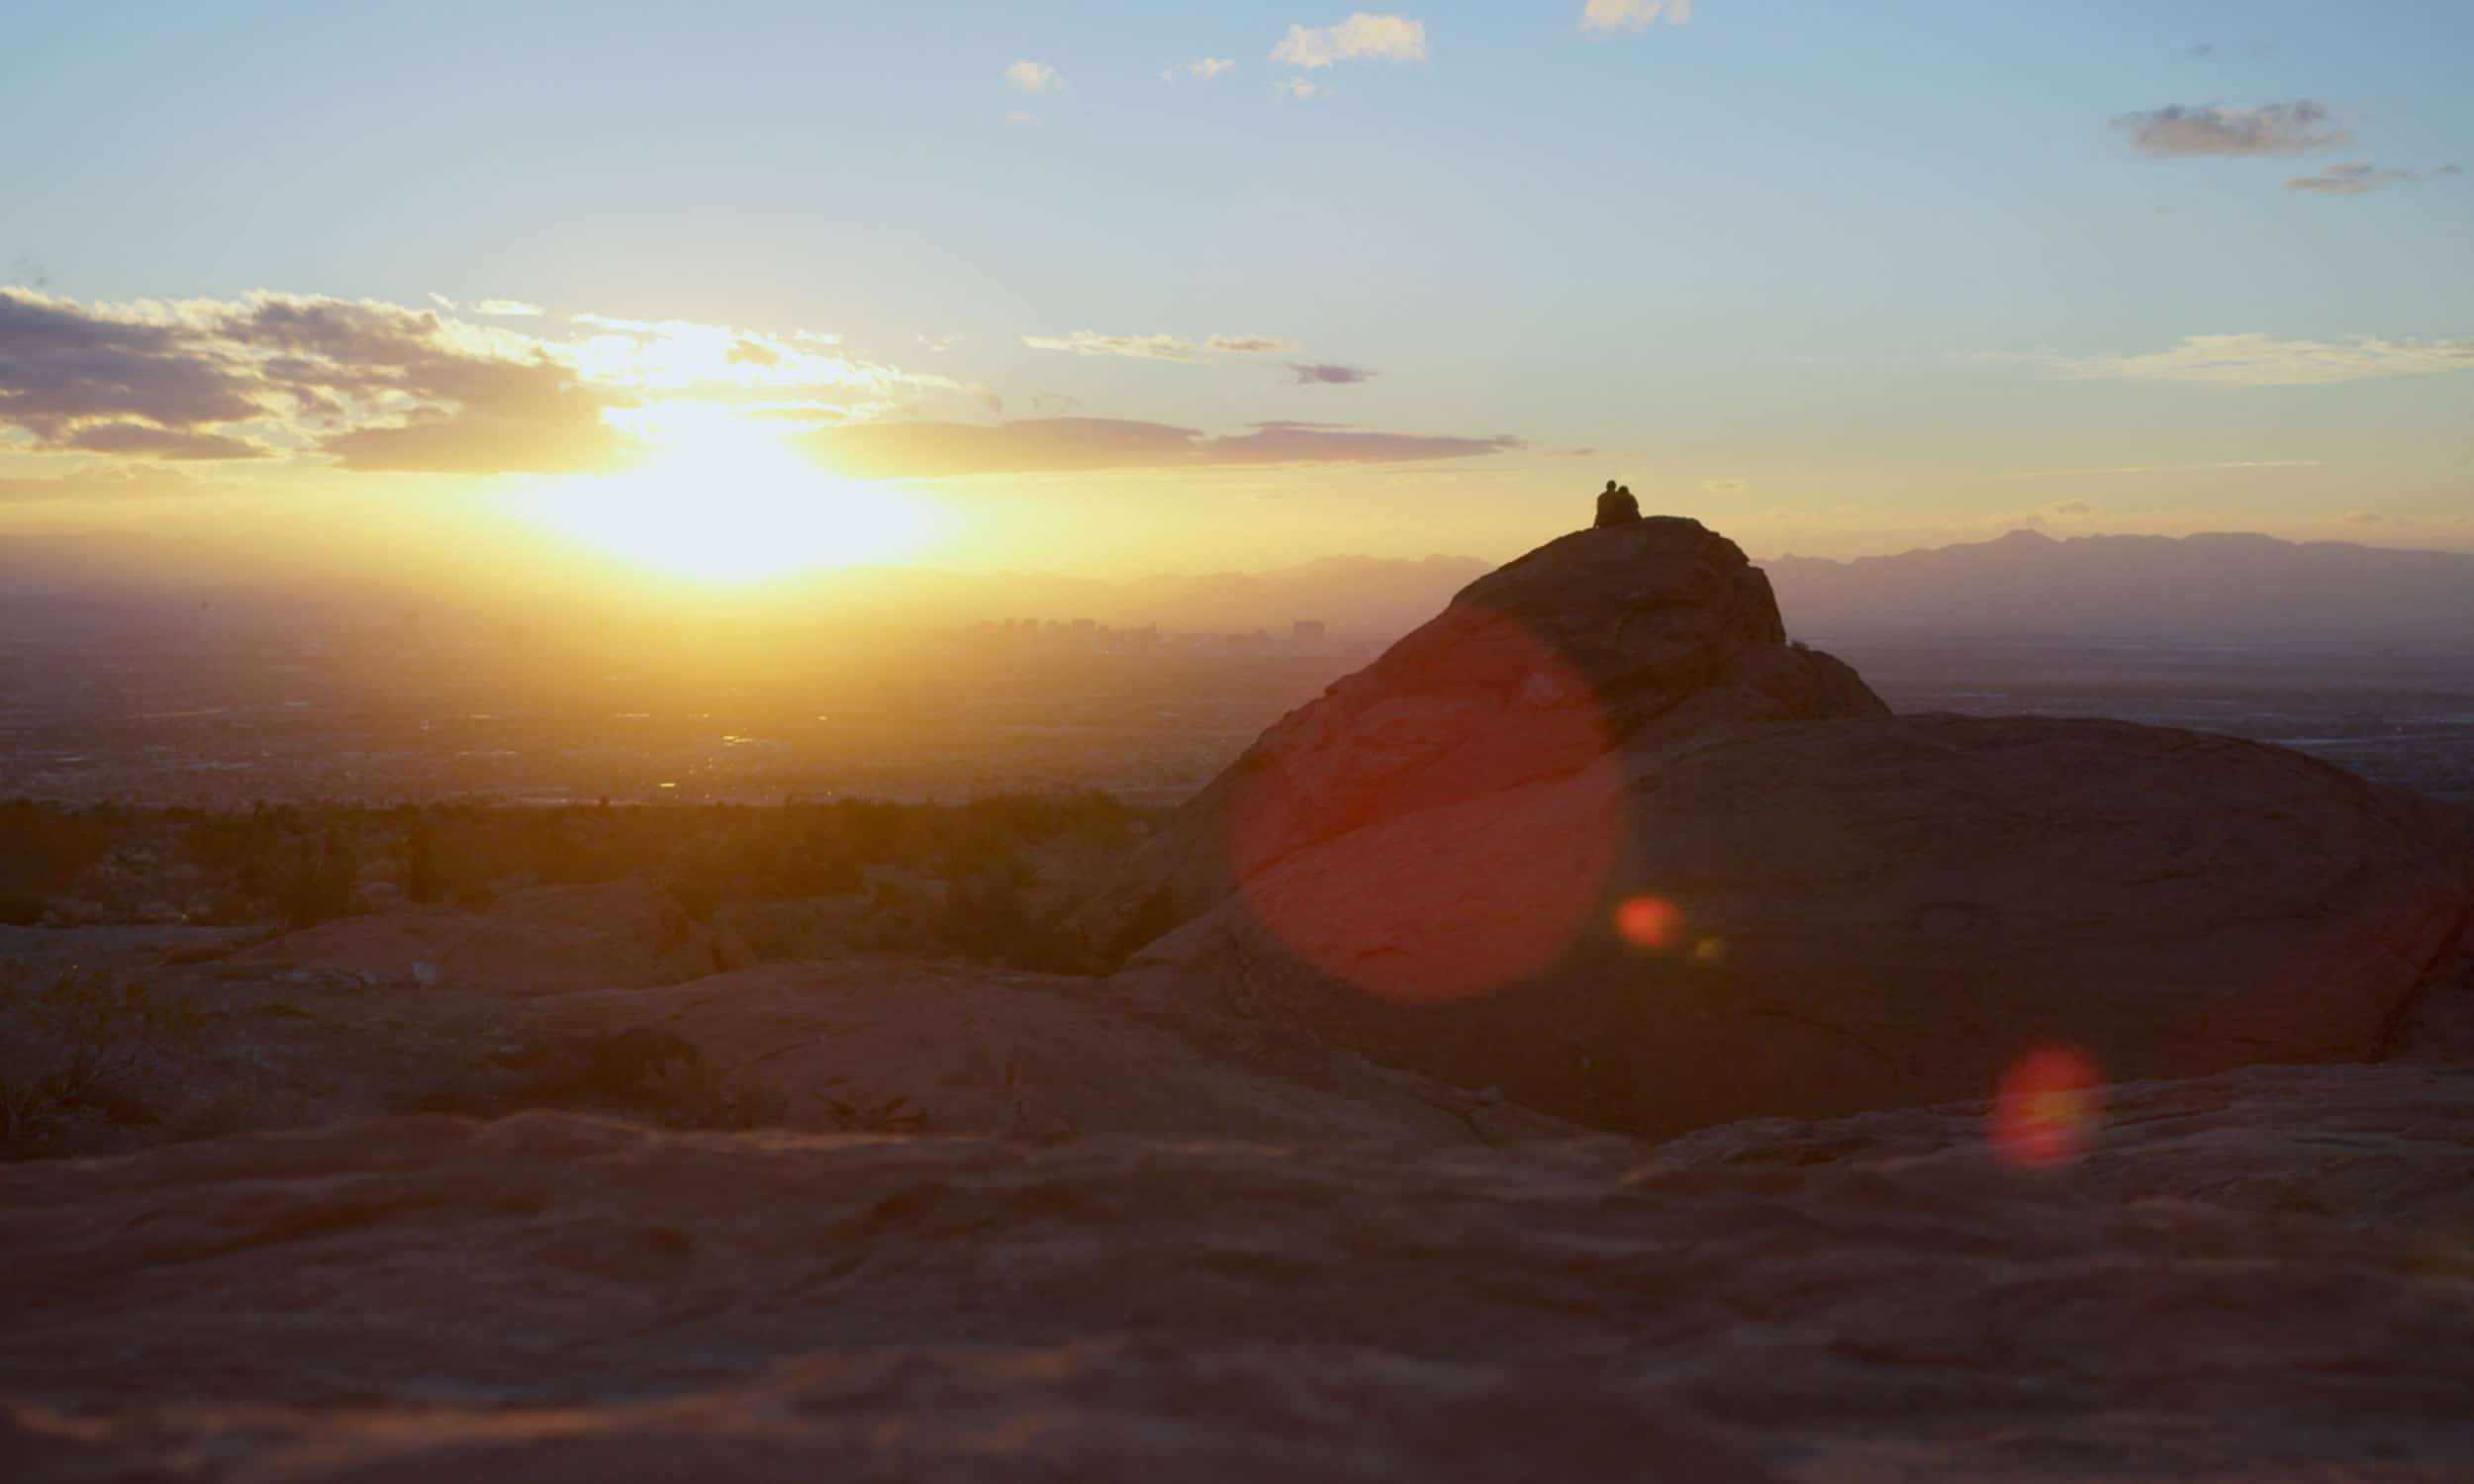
[8, 1063, 2474, 1481]
[1090, 518, 2474, 1136]
[1076, 518, 1887, 968]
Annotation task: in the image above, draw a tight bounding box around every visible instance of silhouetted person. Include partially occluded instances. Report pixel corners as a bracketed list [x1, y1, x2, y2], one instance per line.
[1594, 480, 1641, 527]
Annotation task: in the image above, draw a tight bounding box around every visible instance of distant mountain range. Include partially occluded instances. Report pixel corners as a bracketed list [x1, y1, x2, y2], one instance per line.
[1764, 530, 2474, 643]
[4, 527, 2469, 645]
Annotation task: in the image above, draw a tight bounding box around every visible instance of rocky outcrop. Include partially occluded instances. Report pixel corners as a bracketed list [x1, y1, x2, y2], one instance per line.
[1091, 519, 2474, 1136]
[7, 1063, 2474, 1481]
[1075, 517, 1887, 965]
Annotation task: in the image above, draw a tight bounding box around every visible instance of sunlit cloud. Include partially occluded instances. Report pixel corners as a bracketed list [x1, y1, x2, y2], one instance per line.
[2057, 333, 2474, 386]
[1005, 59, 1065, 95]
[1277, 77, 1331, 101]
[1271, 14, 1427, 68]
[62, 422, 269, 460]
[1581, 0, 1693, 34]
[1162, 56, 1236, 82]
[1023, 330, 1301, 361]
[804, 417, 1522, 479]
[1209, 332, 1298, 354]
[2112, 100, 2346, 156]
[2284, 161, 2425, 195]
[0, 288, 638, 476]
[1700, 477, 1746, 494]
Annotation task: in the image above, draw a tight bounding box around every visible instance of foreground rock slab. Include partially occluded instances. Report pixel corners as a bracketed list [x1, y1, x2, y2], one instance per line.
[1091, 518, 2474, 1135]
[6, 1063, 2473, 1481]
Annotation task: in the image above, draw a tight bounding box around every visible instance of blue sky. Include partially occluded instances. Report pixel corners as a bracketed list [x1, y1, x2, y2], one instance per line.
[4, 1, 2470, 577]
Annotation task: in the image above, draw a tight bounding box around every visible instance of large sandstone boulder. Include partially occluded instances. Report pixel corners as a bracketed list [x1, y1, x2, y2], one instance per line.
[1075, 517, 1886, 963]
[1094, 519, 2474, 1136]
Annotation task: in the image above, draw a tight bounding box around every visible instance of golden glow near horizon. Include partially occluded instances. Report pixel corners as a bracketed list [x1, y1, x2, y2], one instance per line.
[517, 406, 934, 582]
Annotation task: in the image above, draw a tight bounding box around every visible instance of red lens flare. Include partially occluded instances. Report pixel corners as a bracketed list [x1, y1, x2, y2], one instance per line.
[1992, 1045, 2102, 1166]
[1614, 895, 1686, 951]
[1226, 609, 1623, 1002]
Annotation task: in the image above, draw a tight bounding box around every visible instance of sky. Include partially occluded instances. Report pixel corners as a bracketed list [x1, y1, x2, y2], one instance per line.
[3, 0, 2471, 587]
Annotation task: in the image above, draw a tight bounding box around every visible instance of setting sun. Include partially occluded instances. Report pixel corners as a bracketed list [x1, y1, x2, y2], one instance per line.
[519, 407, 933, 582]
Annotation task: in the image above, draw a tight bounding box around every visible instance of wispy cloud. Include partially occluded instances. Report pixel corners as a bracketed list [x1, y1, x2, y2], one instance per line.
[2284, 161, 2426, 196]
[1162, 56, 1236, 82]
[2112, 100, 2345, 156]
[1700, 477, 1745, 494]
[1003, 110, 1040, 127]
[1271, 14, 1427, 68]
[473, 299, 543, 318]
[1581, 0, 1693, 34]
[1209, 333, 1299, 354]
[2056, 333, 2474, 386]
[805, 416, 1519, 479]
[1004, 59, 1065, 95]
[1022, 330, 1203, 361]
[1286, 362, 1377, 385]
[1022, 330, 1301, 361]
[1276, 76, 1331, 101]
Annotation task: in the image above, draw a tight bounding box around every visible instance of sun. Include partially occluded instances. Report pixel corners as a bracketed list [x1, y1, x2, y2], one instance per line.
[519, 407, 932, 582]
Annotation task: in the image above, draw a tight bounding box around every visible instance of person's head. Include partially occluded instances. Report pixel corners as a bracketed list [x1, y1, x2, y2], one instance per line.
[1604, 479, 1618, 492]
[1618, 485, 1632, 497]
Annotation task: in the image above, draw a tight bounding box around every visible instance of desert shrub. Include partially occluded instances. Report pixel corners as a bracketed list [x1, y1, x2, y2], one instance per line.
[0, 969, 203, 1159]
[0, 800, 115, 898]
[275, 824, 361, 928]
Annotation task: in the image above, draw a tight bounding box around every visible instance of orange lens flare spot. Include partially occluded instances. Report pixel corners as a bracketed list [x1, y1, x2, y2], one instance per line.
[1226, 609, 1623, 1003]
[1992, 1045, 2102, 1166]
[1614, 895, 1686, 951]
[1692, 936, 1726, 964]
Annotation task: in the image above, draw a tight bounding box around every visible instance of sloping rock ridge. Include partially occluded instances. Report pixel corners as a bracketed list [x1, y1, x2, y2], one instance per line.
[1091, 518, 2474, 1136]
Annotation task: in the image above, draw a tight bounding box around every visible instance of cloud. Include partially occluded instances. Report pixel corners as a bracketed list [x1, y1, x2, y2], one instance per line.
[1581, 0, 1693, 33]
[2284, 161, 2424, 195]
[2343, 510, 2389, 525]
[0, 289, 265, 436]
[1005, 60, 1065, 95]
[2185, 43, 2215, 59]
[804, 417, 1520, 479]
[1277, 77, 1331, 101]
[724, 338, 782, 368]
[1163, 56, 1236, 82]
[2044, 500, 2096, 517]
[61, 421, 268, 460]
[1023, 330, 1302, 361]
[2056, 333, 2474, 387]
[472, 299, 543, 318]
[1287, 362, 1376, 385]
[0, 288, 636, 477]
[1271, 14, 1427, 68]
[2112, 100, 2346, 156]
[1029, 390, 1082, 415]
[1699, 477, 1746, 494]
[2440, 163, 2467, 177]
[1023, 330, 1201, 361]
[1209, 333, 1299, 354]
[916, 334, 956, 353]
